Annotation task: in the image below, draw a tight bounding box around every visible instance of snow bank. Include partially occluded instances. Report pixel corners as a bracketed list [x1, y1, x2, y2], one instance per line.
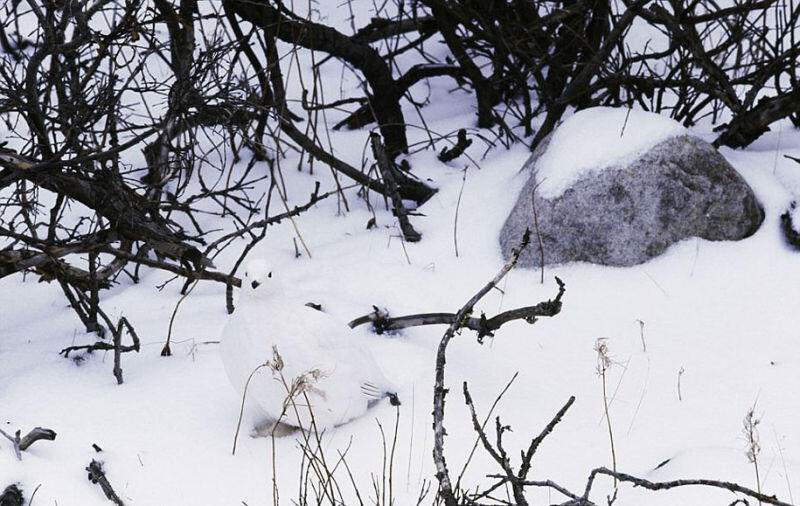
[536, 107, 688, 198]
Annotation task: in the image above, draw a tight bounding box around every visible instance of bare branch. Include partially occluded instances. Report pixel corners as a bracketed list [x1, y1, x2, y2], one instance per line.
[86, 460, 124, 506]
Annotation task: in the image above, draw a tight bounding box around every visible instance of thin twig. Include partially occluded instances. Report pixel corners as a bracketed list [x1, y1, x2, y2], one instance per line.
[453, 168, 467, 257]
[162, 279, 201, 356]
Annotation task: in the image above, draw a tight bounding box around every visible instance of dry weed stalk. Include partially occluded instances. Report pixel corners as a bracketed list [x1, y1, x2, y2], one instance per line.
[744, 404, 763, 506]
[595, 338, 618, 488]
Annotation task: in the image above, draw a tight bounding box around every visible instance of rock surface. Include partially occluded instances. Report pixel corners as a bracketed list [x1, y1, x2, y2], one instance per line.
[500, 135, 764, 268]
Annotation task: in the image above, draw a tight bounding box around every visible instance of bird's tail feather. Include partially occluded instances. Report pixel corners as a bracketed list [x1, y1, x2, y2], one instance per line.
[361, 382, 401, 407]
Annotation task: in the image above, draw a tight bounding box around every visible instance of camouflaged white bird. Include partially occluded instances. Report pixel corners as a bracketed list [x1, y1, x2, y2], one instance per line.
[221, 259, 400, 433]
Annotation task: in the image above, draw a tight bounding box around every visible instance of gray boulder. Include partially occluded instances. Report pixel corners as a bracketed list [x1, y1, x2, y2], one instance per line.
[500, 135, 764, 268]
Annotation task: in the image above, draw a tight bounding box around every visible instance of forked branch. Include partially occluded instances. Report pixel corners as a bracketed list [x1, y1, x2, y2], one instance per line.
[432, 228, 566, 505]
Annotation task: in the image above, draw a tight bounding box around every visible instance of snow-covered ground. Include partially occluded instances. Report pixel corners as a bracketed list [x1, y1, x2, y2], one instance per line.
[2, 3, 800, 505]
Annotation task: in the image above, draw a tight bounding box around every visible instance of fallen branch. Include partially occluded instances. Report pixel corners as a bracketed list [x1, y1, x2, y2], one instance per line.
[86, 460, 124, 506]
[18, 427, 56, 451]
[0, 427, 57, 460]
[555, 467, 796, 506]
[349, 280, 564, 341]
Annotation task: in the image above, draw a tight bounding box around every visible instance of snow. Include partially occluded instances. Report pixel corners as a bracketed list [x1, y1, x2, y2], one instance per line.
[535, 107, 689, 199]
[2, 4, 800, 506]
[3, 121, 800, 505]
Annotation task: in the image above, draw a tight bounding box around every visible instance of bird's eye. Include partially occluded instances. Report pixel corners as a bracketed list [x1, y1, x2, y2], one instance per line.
[268, 272, 272, 278]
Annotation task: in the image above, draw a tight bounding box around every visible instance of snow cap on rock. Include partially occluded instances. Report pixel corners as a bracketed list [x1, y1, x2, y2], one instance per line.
[536, 107, 688, 199]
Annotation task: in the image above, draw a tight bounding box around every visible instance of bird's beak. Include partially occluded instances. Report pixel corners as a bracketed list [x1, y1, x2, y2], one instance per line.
[251, 280, 261, 289]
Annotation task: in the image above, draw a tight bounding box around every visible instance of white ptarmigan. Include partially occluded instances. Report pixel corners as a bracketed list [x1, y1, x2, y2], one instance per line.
[221, 260, 399, 432]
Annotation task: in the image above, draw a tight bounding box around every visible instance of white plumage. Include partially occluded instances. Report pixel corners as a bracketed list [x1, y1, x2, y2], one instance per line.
[221, 260, 399, 432]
